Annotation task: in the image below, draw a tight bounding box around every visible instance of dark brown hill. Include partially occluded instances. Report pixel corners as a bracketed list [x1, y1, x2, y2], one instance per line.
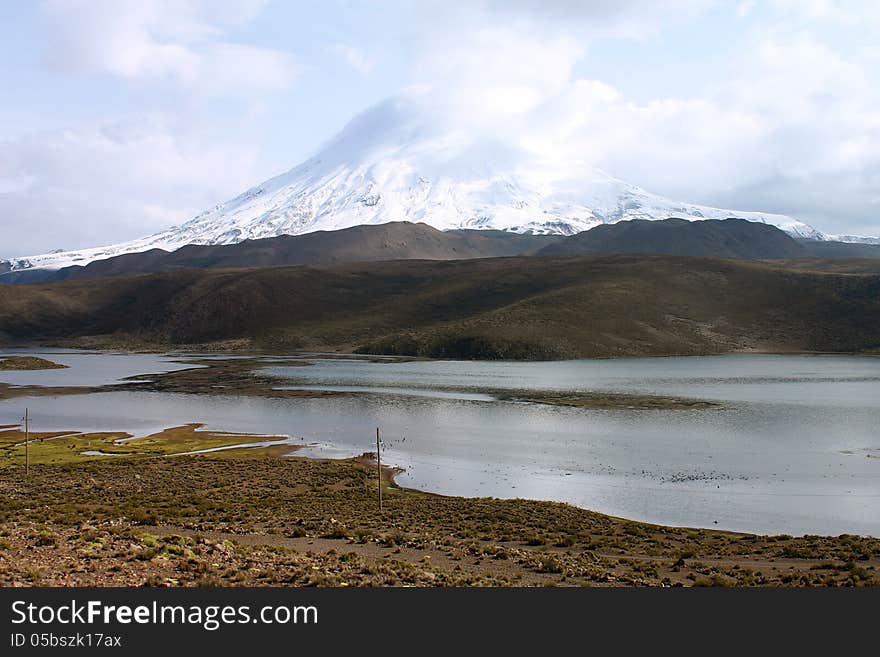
[1, 222, 558, 283]
[5, 219, 877, 286]
[536, 218, 807, 259]
[1, 255, 879, 359]
[798, 239, 880, 259]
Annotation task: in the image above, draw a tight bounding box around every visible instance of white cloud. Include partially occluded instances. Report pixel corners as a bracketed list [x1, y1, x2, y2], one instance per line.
[736, 1, 757, 19]
[399, 3, 880, 235]
[40, 0, 295, 95]
[766, 0, 844, 22]
[0, 117, 271, 256]
[331, 43, 375, 75]
[193, 43, 297, 94]
[482, 0, 716, 38]
[410, 24, 584, 136]
[1, 0, 296, 258]
[5, 0, 879, 258]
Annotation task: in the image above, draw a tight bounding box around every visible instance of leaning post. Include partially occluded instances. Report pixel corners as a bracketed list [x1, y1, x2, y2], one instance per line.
[376, 427, 382, 511]
[24, 407, 29, 478]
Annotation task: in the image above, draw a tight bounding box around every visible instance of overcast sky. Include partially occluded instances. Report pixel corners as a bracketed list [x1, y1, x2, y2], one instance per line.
[1, 0, 879, 257]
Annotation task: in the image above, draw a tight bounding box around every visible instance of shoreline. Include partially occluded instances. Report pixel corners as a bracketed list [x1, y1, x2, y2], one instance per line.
[2, 421, 877, 540]
[0, 352, 731, 409]
[1, 351, 879, 539]
[1, 446, 878, 587]
[3, 342, 880, 360]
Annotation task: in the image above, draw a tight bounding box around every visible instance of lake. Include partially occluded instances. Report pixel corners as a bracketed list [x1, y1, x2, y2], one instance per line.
[1, 350, 878, 537]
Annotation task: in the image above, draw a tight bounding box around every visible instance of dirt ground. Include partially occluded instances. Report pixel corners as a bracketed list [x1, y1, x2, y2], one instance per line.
[1, 445, 878, 587]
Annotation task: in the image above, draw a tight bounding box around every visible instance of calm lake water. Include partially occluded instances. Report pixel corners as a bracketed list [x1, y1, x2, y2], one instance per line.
[1, 350, 879, 537]
[0, 348, 198, 386]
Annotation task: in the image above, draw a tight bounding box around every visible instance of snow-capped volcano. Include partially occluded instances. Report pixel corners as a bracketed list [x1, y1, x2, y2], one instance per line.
[5, 95, 826, 272]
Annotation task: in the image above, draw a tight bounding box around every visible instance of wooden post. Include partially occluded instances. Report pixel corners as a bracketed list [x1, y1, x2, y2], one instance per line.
[376, 427, 382, 511]
[24, 407, 29, 478]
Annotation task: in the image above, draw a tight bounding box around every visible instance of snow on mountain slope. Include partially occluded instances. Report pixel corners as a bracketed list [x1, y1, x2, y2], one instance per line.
[824, 234, 880, 245]
[5, 95, 826, 272]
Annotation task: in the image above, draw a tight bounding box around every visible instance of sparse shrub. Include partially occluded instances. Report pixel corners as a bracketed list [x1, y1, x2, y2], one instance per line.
[33, 532, 57, 547]
[693, 574, 731, 587]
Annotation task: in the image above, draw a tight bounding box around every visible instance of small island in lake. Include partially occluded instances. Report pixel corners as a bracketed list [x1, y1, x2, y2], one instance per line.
[0, 356, 68, 371]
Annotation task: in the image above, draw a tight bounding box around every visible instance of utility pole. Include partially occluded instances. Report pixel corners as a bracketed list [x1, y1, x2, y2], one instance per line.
[24, 407, 29, 478]
[376, 427, 382, 511]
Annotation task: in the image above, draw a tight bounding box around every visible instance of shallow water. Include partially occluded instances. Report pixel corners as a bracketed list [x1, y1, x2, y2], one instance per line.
[0, 349, 198, 387]
[263, 353, 880, 407]
[1, 351, 879, 537]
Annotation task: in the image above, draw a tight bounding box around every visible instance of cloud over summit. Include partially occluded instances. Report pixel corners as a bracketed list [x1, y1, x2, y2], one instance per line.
[1, 0, 878, 257]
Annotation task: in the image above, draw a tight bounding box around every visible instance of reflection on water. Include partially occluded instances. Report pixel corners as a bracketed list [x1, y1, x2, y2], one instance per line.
[263, 353, 880, 406]
[1, 351, 879, 537]
[273, 384, 495, 402]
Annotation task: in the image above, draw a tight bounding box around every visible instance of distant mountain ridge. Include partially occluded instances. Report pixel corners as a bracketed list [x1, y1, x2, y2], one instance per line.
[2, 94, 831, 274]
[0, 223, 559, 283]
[4, 218, 880, 285]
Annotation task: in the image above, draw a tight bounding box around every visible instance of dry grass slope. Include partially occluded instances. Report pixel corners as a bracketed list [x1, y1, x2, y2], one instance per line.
[2, 254, 880, 358]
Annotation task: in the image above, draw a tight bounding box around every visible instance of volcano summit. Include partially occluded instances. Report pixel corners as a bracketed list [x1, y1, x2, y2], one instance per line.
[4, 95, 824, 273]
